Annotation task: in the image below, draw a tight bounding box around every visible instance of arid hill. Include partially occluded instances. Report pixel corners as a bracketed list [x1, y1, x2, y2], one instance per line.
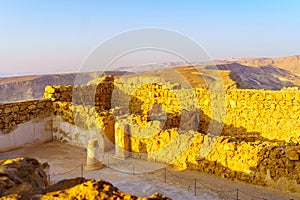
[0, 71, 128, 103]
[236, 54, 300, 75]
[2, 54, 300, 103]
[207, 62, 300, 90]
[123, 63, 300, 90]
[109, 55, 300, 90]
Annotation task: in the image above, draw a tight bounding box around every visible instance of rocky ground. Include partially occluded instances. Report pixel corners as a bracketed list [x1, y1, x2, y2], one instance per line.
[0, 157, 48, 196]
[0, 157, 170, 199]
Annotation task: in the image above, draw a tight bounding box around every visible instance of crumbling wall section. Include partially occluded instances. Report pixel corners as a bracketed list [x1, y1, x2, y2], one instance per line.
[45, 77, 300, 192]
[117, 120, 300, 192]
[44, 77, 115, 150]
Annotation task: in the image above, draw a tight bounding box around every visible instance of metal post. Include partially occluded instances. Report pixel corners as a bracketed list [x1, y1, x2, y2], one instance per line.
[81, 164, 84, 178]
[133, 164, 135, 175]
[236, 189, 239, 200]
[164, 168, 166, 183]
[48, 174, 51, 184]
[107, 154, 109, 166]
[194, 178, 197, 196]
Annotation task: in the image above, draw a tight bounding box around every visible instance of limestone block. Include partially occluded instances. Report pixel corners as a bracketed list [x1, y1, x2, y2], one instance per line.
[285, 147, 299, 161]
[28, 105, 36, 110]
[4, 107, 11, 114]
[11, 105, 19, 112]
[45, 85, 55, 94]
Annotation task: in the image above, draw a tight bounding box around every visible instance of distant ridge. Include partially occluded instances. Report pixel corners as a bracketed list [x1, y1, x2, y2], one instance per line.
[0, 71, 129, 103]
[1, 54, 300, 103]
[236, 55, 300, 75]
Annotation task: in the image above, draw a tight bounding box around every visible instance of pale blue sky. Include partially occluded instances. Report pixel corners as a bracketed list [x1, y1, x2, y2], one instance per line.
[1, 0, 300, 75]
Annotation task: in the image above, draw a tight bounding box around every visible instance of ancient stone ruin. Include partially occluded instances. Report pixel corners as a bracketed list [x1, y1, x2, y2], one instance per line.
[0, 74, 300, 194]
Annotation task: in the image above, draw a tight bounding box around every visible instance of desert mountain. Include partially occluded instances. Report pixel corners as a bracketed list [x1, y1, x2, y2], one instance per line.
[1, 54, 300, 103]
[207, 62, 300, 90]
[110, 55, 300, 90]
[236, 55, 300, 75]
[0, 71, 128, 103]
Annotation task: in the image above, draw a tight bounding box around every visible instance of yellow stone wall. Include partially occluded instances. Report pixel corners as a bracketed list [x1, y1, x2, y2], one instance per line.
[223, 90, 300, 143]
[126, 126, 300, 191]
[111, 82, 300, 144]
[44, 76, 114, 111]
[44, 76, 300, 191]
[45, 78, 115, 145]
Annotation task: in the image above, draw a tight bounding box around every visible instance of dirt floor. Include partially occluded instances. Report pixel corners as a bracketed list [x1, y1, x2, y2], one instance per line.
[0, 141, 299, 200]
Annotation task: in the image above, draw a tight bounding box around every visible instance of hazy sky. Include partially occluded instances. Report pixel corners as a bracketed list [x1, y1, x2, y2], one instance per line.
[1, 0, 300, 75]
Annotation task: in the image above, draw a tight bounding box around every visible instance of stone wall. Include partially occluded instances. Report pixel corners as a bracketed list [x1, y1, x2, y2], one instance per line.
[125, 125, 300, 192]
[44, 77, 115, 150]
[44, 76, 300, 192]
[0, 99, 53, 152]
[0, 99, 52, 134]
[45, 75, 300, 148]
[223, 89, 300, 143]
[51, 105, 115, 151]
[3, 74, 299, 191]
[44, 76, 114, 111]
[112, 82, 300, 144]
[113, 82, 300, 192]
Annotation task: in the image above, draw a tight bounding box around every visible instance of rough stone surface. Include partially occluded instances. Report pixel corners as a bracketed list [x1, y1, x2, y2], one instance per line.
[285, 147, 300, 161]
[0, 176, 171, 200]
[0, 73, 299, 196]
[0, 157, 170, 199]
[0, 157, 48, 196]
[39, 178, 170, 200]
[38, 76, 300, 193]
[0, 99, 52, 134]
[45, 78, 300, 144]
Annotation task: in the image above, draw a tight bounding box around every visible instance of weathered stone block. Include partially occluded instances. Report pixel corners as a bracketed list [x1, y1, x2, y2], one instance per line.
[285, 147, 299, 161]
[4, 107, 11, 113]
[28, 105, 36, 110]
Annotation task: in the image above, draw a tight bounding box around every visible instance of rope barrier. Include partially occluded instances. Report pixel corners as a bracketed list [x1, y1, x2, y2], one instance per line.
[197, 185, 237, 193]
[172, 185, 192, 191]
[254, 186, 274, 198]
[46, 163, 293, 200]
[162, 167, 275, 199]
[50, 164, 82, 176]
[196, 184, 237, 193]
[165, 168, 197, 181]
[165, 168, 237, 193]
[239, 190, 268, 200]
